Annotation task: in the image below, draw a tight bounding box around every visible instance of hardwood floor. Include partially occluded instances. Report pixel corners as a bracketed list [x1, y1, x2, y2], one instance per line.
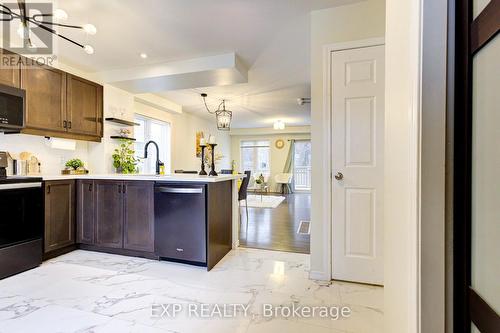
[239, 192, 311, 254]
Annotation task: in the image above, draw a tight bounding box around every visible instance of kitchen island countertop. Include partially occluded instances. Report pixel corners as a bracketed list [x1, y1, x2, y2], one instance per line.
[41, 173, 244, 183]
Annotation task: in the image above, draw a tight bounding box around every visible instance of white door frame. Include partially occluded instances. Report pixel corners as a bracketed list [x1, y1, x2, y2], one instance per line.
[319, 36, 422, 330]
[318, 38, 385, 284]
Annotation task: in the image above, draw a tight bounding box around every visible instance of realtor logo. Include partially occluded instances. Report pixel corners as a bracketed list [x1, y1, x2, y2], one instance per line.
[0, 2, 54, 54]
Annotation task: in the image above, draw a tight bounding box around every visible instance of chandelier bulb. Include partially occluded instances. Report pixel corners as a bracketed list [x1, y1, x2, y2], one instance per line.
[83, 45, 94, 55]
[53, 9, 68, 20]
[82, 24, 97, 35]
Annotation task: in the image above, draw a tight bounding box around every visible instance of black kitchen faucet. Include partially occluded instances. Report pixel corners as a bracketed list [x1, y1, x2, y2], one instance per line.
[144, 141, 162, 175]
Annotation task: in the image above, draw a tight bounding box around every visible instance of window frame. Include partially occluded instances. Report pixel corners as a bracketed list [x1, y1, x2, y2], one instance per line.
[239, 140, 271, 177]
[134, 114, 171, 174]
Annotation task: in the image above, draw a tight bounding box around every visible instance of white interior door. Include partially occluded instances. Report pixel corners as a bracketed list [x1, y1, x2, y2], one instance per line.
[331, 45, 385, 285]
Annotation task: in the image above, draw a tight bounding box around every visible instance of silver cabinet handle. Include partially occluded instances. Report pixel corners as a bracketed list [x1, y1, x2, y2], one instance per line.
[156, 187, 203, 194]
[334, 172, 344, 180]
[176, 248, 184, 252]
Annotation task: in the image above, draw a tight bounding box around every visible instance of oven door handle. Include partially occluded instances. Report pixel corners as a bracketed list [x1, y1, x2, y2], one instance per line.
[0, 182, 42, 190]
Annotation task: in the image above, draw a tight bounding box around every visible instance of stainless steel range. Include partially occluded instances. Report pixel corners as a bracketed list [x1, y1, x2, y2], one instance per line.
[0, 153, 43, 279]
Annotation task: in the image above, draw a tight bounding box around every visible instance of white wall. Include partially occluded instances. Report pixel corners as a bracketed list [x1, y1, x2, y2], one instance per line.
[135, 101, 231, 172]
[0, 62, 231, 175]
[0, 133, 89, 174]
[384, 0, 430, 331]
[309, 0, 385, 279]
[230, 131, 311, 191]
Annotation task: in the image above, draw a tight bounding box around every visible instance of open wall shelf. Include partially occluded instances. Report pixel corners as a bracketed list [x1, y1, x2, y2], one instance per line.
[105, 118, 140, 126]
[110, 136, 136, 141]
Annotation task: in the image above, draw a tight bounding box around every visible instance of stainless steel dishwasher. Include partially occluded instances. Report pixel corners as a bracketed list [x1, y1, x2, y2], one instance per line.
[154, 183, 207, 264]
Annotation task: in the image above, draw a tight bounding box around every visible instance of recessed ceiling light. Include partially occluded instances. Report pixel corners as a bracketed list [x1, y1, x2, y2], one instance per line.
[140, 53, 148, 59]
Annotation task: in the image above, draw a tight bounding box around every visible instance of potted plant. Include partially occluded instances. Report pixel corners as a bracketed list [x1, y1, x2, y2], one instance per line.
[65, 158, 84, 170]
[112, 139, 138, 174]
[63, 158, 88, 175]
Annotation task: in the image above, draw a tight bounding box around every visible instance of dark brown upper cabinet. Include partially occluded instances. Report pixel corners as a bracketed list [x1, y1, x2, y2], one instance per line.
[0, 47, 104, 142]
[0, 49, 21, 88]
[123, 181, 154, 252]
[67, 74, 103, 138]
[44, 180, 76, 253]
[21, 64, 67, 133]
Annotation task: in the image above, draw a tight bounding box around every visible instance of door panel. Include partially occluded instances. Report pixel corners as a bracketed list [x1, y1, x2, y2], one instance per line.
[454, 0, 500, 331]
[123, 181, 154, 252]
[95, 181, 123, 248]
[66, 74, 103, 137]
[76, 180, 95, 245]
[21, 65, 66, 132]
[331, 45, 385, 285]
[471, 34, 500, 328]
[44, 181, 75, 253]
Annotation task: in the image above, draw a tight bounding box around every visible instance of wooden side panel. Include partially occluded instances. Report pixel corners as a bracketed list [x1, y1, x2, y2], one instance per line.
[206, 181, 232, 270]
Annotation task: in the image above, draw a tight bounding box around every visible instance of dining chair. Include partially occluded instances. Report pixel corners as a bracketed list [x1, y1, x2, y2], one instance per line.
[275, 173, 293, 194]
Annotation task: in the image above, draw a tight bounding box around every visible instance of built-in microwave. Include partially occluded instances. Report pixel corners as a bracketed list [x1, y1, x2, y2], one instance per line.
[0, 83, 25, 133]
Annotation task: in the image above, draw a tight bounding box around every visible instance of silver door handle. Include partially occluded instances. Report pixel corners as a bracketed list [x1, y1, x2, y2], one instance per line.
[334, 172, 344, 180]
[156, 187, 203, 194]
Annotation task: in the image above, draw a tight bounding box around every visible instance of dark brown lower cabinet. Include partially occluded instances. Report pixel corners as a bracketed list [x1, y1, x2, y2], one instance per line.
[76, 180, 154, 253]
[76, 180, 95, 244]
[44, 180, 75, 253]
[123, 181, 154, 252]
[95, 181, 123, 248]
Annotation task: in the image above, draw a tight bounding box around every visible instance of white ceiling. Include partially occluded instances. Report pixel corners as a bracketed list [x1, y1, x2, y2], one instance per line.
[39, 0, 359, 128]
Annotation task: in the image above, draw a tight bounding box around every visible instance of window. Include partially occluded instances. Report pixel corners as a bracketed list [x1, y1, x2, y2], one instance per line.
[240, 140, 270, 177]
[134, 115, 171, 174]
[293, 140, 312, 191]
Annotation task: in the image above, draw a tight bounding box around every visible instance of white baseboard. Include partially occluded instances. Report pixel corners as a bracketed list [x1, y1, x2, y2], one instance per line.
[309, 270, 331, 281]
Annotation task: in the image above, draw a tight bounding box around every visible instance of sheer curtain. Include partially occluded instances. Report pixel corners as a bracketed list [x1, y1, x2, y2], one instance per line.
[282, 139, 295, 193]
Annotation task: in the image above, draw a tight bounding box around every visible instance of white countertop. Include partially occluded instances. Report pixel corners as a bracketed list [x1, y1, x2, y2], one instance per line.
[41, 173, 245, 183]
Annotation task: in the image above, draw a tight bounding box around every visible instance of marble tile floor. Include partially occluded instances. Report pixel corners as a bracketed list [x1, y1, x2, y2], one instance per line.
[0, 248, 383, 333]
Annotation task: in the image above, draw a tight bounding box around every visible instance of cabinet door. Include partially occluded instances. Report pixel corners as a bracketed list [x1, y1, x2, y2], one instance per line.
[123, 181, 154, 252]
[66, 74, 103, 137]
[44, 180, 75, 253]
[0, 49, 21, 88]
[76, 180, 95, 244]
[21, 65, 66, 132]
[95, 181, 123, 248]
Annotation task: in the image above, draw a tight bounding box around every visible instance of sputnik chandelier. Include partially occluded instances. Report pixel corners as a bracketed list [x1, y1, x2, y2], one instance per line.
[0, 0, 96, 54]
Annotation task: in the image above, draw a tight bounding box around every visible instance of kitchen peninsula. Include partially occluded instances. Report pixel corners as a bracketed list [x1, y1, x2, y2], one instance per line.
[42, 174, 243, 270]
